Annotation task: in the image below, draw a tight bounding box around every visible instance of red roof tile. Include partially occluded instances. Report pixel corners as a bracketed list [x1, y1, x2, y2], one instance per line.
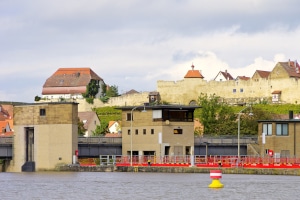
[184, 64, 204, 78]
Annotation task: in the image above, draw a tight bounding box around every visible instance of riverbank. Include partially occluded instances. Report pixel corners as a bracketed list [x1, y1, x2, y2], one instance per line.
[56, 165, 300, 175]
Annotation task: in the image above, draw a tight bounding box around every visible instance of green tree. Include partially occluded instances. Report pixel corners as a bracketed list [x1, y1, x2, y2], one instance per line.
[78, 117, 85, 136]
[198, 93, 220, 134]
[82, 79, 99, 98]
[106, 85, 119, 97]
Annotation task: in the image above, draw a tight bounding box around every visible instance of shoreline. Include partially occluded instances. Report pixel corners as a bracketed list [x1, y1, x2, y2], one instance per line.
[56, 165, 300, 175]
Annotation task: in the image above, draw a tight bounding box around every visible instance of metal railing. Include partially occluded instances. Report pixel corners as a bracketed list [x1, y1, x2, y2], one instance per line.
[194, 135, 257, 145]
[78, 136, 122, 144]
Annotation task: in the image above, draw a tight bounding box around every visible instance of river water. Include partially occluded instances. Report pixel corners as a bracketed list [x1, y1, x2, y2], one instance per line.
[0, 172, 297, 200]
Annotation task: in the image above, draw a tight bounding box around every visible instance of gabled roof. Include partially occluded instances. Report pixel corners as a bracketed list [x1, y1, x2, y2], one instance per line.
[43, 68, 102, 88]
[236, 76, 250, 81]
[124, 89, 139, 95]
[214, 70, 234, 81]
[272, 90, 281, 94]
[279, 60, 300, 78]
[255, 70, 270, 78]
[108, 121, 119, 129]
[78, 111, 99, 129]
[184, 64, 204, 78]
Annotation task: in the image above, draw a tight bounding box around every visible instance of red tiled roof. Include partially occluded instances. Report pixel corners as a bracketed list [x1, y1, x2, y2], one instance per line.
[279, 61, 300, 78]
[236, 76, 250, 81]
[272, 90, 281, 94]
[184, 64, 204, 78]
[42, 68, 103, 95]
[256, 70, 270, 78]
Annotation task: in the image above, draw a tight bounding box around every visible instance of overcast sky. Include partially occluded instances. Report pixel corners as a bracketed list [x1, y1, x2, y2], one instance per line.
[1, 0, 299, 103]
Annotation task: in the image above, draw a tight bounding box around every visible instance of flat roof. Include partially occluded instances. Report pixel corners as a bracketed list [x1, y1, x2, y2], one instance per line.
[116, 104, 201, 111]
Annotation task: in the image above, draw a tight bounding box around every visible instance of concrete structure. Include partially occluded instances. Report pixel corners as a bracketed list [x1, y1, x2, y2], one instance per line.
[258, 111, 300, 158]
[8, 102, 78, 172]
[117, 105, 199, 163]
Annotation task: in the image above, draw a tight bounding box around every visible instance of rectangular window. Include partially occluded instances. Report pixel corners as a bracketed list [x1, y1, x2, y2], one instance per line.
[151, 129, 154, 135]
[40, 108, 46, 116]
[135, 129, 138, 135]
[240, 88, 243, 92]
[174, 129, 183, 134]
[153, 110, 162, 120]
[233, 89, 236, 93]
[126, 113, 132, 121]
[276, 123, 288, 136]
[143, 129, 146, 135]
[263, 123, 272, 136]
[128, 129, 131, 135]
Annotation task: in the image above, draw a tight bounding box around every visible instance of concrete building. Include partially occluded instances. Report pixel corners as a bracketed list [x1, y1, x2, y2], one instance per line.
[258, 111, 300, 158]
[117, 104, 199, 163]
[8, 102, 78, 172]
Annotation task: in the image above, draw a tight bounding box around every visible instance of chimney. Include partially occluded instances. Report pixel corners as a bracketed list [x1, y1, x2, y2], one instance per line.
[289, 110, 294, 119]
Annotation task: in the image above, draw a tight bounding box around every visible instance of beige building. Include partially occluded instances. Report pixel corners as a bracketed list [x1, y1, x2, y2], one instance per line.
[258, 111, 300, 158]
[78, 111, 100, 137]
[118, 105, 199, 163]
[8, 102, 78, 172]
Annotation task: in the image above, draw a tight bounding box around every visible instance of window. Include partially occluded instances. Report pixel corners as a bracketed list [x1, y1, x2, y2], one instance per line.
[143, 129, 146, 135]
[263, 123, 272, 136]
[40, 108, 46, 116]
[153, 110, 162, 121]
[135, 129, 138, 135]
[174, 129, 183, 134]
[126, 113, 132, 121]
[233, 89, 236, 93]
[151, 129, 154, 135]
[240, 88, 243, 93]
[128, 129, 131, 135]
[276, 123, 288, 136]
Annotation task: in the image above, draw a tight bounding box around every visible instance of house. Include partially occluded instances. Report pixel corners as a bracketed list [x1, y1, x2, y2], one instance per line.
[117, 104, 199, 164]
[148, 91, 161, 104]
[236, 76, 250, 81]
[184, 64, 204, 79]
[78, 111, 101, 137]
[269, 60, 300, 80]
[42, 68, 105, 100]
[258, 111, 300, 158]
[271, 90, 281, 103]
[10, 102, 78, 172]
[252, 70, 270, 81]
[0, 121, 13, 137]
[214, 70, 234, 81]
[108, 120, 121, 134]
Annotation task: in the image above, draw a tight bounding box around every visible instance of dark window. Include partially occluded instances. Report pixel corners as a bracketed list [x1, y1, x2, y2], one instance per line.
[135, 129, 138, 135]
[128, 129, 131, 135]
[127, 113, 132, 121]
[233, 89, 236, 93]
[276, 123, 288, 136]
[263, 123, 272, 135]
[143, 129, 146, 135]
[40, 109, 46, 116]
[151, 129, 154, 135]
[240, 88, 243, 92]
[174, 129, 183, 134]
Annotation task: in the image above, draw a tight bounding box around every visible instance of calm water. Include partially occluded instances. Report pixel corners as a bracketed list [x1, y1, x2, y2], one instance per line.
[0, 172, 298, 200]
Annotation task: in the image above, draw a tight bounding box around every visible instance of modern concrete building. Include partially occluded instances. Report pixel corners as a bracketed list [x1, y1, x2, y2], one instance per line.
[117, 104, 199, 163]
[8, 102, 78, 172]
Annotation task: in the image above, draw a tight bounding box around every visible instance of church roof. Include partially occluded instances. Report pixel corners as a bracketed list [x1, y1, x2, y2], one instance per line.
[184, 64, 204, 78]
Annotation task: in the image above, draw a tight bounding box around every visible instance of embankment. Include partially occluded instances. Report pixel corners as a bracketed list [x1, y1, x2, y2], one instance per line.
[57, 165, 300, 175]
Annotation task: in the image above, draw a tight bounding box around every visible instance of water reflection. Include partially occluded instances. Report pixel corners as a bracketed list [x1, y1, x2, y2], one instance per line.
[0, 172, 297, 200]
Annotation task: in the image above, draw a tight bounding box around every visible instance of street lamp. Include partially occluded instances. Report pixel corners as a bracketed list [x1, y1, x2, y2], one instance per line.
[130, 105, 147, 166]
[237, 105, 253, 163]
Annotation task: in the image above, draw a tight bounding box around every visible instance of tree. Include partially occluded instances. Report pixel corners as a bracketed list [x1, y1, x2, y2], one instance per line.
[106, 85, 119, 97]
[198, 93, 220, 135]
[78, 118, 85, 136]
[82, 79, 99, 98]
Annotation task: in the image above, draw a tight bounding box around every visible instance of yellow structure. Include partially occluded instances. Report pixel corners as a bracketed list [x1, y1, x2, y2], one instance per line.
[118, 105, 198, 164]
[8, 102, 78, 172]
[257, 111, 300, 158]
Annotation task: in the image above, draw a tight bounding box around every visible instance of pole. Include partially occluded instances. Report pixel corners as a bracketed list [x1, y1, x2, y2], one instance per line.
[130, 106, 137, 167]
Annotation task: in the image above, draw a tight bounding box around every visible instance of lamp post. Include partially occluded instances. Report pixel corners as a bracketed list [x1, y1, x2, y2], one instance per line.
[130, 105, 146, 166]
[237, 105, 253, 163]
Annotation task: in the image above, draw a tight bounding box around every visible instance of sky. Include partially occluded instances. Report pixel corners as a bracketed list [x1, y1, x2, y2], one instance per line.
[1, 0, 300, 103]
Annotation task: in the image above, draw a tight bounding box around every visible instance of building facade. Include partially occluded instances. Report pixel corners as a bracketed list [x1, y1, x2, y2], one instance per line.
[8, 102, 78, 172]
[118, 105, 198, 163]
[258, 111, 300, 158]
